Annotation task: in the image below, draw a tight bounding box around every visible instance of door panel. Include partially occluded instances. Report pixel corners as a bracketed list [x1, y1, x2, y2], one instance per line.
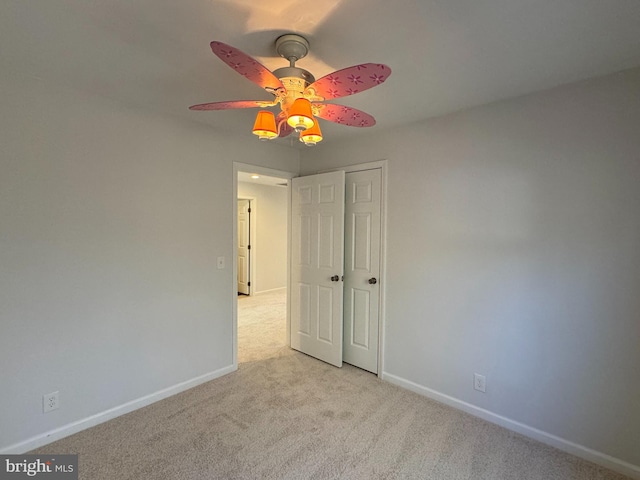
[318, 213, 335, 268]
[352, 213, 372, 270]
[297, 283, 311, 335]
[298, 214, 312, 266]
[343, 169, 381, 373]
[290, 171, 345, 367]
[237, 199, 250, 295]
[318, 286, 334, 343]
[350, 288, 370, 348]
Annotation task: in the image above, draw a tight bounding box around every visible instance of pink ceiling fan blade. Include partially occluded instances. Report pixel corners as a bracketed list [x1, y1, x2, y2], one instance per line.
[313, 103, 376, 127]
[210, 41, 285, 93]
[305, 64, 391, 100]
[189, 100, 273, 111]
[276, 112, 294, 137]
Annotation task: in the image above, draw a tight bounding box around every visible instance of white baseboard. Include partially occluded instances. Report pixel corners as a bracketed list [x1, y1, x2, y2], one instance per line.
[381, 372, 640, 480]
[1, 364, 237, 455]
[253, 287, 286, 296]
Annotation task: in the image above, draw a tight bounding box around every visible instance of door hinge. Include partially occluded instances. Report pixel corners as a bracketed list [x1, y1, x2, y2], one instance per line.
[247, 245, 251, 250]
[248, 282, 251, 286]
[248, 207, 251, 213]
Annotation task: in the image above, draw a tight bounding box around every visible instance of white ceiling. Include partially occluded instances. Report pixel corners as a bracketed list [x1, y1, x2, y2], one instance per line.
[238, 171, 288, 187]
[3, 0, 640, 148]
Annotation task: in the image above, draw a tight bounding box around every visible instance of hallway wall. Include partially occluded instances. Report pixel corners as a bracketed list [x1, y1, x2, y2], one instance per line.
[238, 181, 288, 294]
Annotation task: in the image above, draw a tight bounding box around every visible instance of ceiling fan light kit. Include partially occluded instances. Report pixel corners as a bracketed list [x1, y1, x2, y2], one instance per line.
[300, 120, 323, 147]
[252, 110, 278, 141]
[189, 33, 391, 146]
[287, 98, 315, 132]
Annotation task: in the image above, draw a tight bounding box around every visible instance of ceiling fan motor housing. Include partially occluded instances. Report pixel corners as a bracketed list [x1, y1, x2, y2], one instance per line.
[273, 67, 316, 112]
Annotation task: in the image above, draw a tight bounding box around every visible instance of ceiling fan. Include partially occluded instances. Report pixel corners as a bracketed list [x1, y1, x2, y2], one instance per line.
[189, 34, 391, 146]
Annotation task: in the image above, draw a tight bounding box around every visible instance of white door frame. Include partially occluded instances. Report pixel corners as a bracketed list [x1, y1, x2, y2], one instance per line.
[315, 159, 388, 378]
[232, 162, 295, 370]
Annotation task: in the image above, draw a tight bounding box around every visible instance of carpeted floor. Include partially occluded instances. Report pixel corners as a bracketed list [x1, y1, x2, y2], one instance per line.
[237, 289, 290, 364]
[32, 289, 631, 479]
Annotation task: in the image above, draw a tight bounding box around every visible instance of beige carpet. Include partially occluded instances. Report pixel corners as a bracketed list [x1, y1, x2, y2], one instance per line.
[32, 289, 631, 479]
[237, 289, 290, 364]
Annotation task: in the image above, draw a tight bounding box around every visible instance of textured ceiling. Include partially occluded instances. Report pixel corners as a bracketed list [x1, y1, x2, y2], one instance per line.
[2, 0, 640, 148]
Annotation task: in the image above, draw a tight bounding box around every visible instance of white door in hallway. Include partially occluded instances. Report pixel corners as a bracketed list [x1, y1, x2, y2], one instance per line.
[290, 171, 345, 367]
[343, 169, 381, 373]
[237, 199, 250, 295]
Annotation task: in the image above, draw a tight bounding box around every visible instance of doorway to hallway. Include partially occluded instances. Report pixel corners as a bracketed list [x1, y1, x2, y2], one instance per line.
[234, 164, 293, 366]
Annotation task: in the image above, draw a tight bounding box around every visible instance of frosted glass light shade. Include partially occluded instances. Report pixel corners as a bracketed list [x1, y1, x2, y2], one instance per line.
[252, 111, 278, 140]
[287, 98, 314, 132]
[300, 119, 323, 146]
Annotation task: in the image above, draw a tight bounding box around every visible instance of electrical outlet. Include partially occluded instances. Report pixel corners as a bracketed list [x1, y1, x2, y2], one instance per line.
[43, 391, 59, 413]
[217, 256, 225, 269]
[474, 374, 486, 393]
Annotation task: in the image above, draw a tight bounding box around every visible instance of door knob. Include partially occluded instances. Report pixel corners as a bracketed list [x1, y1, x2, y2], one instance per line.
[331, 275, 340, 282]
[368, 277, 377, 285]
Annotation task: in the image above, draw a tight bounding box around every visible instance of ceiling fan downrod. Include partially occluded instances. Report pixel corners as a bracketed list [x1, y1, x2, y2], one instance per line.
[272, 34, 317, 110]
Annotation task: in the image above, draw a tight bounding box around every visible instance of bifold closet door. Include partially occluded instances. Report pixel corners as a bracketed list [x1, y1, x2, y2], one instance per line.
[343, 169, 381, 374]
[290, 171, 345, 368]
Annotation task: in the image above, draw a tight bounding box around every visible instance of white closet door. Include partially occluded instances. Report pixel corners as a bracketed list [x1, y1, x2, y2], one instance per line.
[290, 171, 345, 367]
[343, 169, 381, 373]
